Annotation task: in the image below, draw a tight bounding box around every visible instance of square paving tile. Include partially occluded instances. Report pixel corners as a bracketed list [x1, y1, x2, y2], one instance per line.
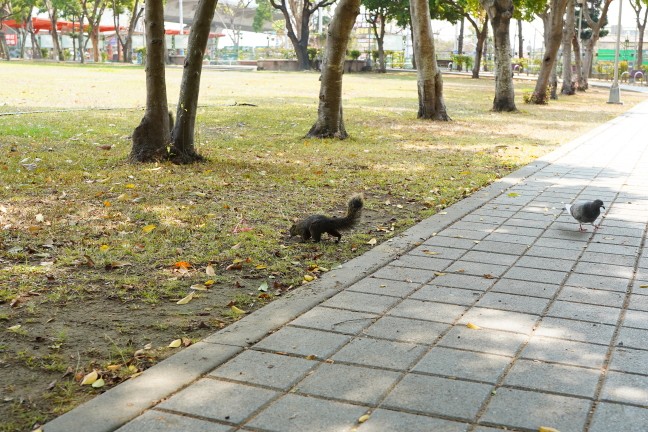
[525, 245, 582, 260]
[480, 388, 590, 431]
[564, 273, 629, 292]
[370, 265, 438, 284]
[471, 240, 530, 255]
[438, 326, 527, 357]
[581, 251, 637, 267]
[460, 250, 518, 266]
[623, 309, 648, 329]
[574, 261, 635, 279]
[516, 255, 574, 272]
[547, 300, 621, 325]
[321, 291, 400, 315]
[413, 347, 511, 383]
[534, 317, 615, 345]
[297, 363, 401, 405]
[503, 359, 600, 398]
[290, 307, 377, 335]
[245, 393, 366, 432]
[503, 267, 567, 285]
[483, 233, 537, 246]
[382, 374, 493, 421]
[363, 315, 450, 345]
[473, 292, 549, 315]
[423, 236, 478, 249]
[490, 278, 559, 298]
[391, 255, 453, 271]
[521, 336, 608, 368]
[388, 299, 467, 324]
[586, 242, 639, 257]
[348, 277, 420, 298]
[437, 227, 489, 240]
[627, 294, 648, 311]
[331, 337, 425, 370]
[601, 371, 648, 405]
[209, 350, 316, 390]
[157, 379, 278, 424]
[445, 261, 510, 278]
[534, 237, 587, 251]
[558, 286, 625, 308]
[115, 410, 233, 432]
[609, 347, 648, 375]
[431, 273, 497, 291]
[589, 402, 648, 432]
[410, 285, 481, 306]
[253, 327, 351, 358]
[410, 244, 468, 260]
[357, 408, 469, 432]
[617, 326, 648, 350]
[458, 307, 539, 335]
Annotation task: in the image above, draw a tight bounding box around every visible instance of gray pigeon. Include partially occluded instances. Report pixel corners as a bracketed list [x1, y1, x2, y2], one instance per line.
[565, 199, 605, 232]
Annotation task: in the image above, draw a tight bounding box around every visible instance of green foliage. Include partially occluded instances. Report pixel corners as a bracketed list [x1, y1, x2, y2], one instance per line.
[349, 49, 361, 60]
[451, 54, 473, 70]
[253, 0, 273, 33]
[307, 47, 319, 62]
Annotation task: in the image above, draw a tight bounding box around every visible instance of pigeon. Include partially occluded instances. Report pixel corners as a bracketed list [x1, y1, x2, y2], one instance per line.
[565, 199, 605, 232]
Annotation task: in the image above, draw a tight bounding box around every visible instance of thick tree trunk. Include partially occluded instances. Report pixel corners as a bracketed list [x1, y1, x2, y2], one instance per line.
[561, 0, 575, 95]
[582, 0, 613, 89]
[170, 0, 218, 164]
[481, 0, 516, 111]
[572, 33, 585, 90]
[130, 0, 170, 163]
[92, 26, 100, 62]
[410, 0, 450, 120]
[531, 0, 568, 104]
[471, 19, 488, 78]
[306, 0, 361, 138]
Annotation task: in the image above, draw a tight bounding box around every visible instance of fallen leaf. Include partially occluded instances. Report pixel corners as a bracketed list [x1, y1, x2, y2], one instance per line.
[7, 324, 21, 332]
[483, 274, 496, 279]
[91, 378, 105, 388]
[81, 370, 98, 385]
[422, 250, 439, 255]
[305, 354, 317, 360]
[434, 272, 446, 276]
[174, 261, 192, 269]
[105, 262, 133, 270]
[256, 264, 267, 270]
[258, 281, 269, 292]
[367, 238, 377, 246]
[190, 284, 208, 291]
[538, 427, 560, 432]
[99, 244, 110, 252]
[176, 292, 195, 305]
[358, 414, 371, 423]
[142, 224, 156, 233]
[205, 264, 216, 276]
[507, 192, 519, 197]
[103, 201, 112, 207]
[640, 284, 648, 289]
[303, 274, 315, 282]
[168, 339, 182, 348]
[226, 262, 243, 270]
[466, 322, 481, 330]
[106, 365, 121, 371]
[35, 213, 45, 222]
[204, 279, 215, 286]
[230, 305, 246, 314]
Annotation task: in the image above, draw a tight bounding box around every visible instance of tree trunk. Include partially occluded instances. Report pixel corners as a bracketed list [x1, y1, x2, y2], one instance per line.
[45, 0, 64, 61]
[517, 18, 523, 57]
[530, 0, 568, 104]
[306, 0, 361, 138]
[582, 0, 613, 88]
[458, 18, 464, 55]
[79, 13, 86, 64]
[561, 0, 575, 95]
[370, 12, 386, 72]
[410, 0, 450, 120]
[130, 0, 171, 163]
[0, 32, 9, 60]
[124, 0, 143, 63]
[92, 26, 100, 62]
[572, 33, 585, 90]
[481, 0, 516, 111]
[631, 0, 648, 72]
[170, 0, 218, 164]
[471, 18, 488, 78]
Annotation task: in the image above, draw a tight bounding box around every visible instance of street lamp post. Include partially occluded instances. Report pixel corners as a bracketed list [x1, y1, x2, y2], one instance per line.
[608, 0, 623, 104]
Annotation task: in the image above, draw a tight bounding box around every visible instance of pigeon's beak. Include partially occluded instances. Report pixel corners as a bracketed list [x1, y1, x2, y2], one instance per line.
[602, 206, 606, 209]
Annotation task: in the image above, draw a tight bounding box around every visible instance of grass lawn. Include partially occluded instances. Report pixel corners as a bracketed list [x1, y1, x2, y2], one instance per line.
[0, 61, 645, 431]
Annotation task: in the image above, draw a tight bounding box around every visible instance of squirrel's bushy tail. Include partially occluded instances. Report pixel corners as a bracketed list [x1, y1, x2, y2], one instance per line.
[332, 194, 363, 231]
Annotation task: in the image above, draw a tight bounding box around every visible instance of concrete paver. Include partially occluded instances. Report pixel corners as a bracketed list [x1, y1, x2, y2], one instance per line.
[44, 99, 648, 431]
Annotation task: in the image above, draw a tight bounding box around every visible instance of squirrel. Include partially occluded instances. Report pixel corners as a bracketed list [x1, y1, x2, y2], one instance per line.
[289, 194, 364, 243]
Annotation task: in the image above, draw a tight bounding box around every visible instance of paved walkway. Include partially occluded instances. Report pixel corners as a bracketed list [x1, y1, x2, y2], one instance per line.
[44, 100, 648, 432]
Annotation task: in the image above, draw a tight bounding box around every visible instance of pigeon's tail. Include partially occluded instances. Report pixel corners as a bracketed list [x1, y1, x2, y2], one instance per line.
[565, 203, 572, 216]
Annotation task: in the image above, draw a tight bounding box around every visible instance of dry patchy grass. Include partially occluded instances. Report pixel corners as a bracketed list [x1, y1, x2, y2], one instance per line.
[0, 62, 645, 431]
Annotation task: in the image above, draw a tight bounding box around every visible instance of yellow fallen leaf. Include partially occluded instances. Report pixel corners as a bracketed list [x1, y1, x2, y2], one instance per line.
[358, 414, 371, 423]
[434, 272, 446, 276]
[206, 264, 216, 276]
[176, 292, 195, 305]
[126, 183, 136, 189]
[168, 339, 182, 348]
[538, 427, 560, 432]
[466, 322, 481, 330]
[103, 201, 111, 207]
[128, 365, 138, 373]
[367, 238, 377, 246]
[142, 224, 156, 233]
[35, 213, 45, 222]
[81, 370, 98, 385]
[256, 264, 267, 270]
[106, 364, 121, 371]
[231, 305, 247, 314]
[99, 244, 110, 252]
[204, 279, 215, 286]
[303, 274, 315, 282]
[640, 284, 648, 288]
[7, 324, 21, 332]
[190, 284, 208, 291]
[423, 250, 439, 255]
[91, 378, 105, 388]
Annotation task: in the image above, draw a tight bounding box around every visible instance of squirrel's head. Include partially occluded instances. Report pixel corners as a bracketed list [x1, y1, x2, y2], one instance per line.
[289, 224, 298, 236]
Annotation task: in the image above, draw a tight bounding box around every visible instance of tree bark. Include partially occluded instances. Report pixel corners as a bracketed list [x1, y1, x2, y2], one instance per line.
[467, 15, 488, 78]
[481, 0, 516, 111]
[572, 32, 585, 90]
[130, 0, 171, 163]
[44, 0, 64, 61]
[170, 0, 219, 164]
[530, 0, 568, 104]
[306, 0, 361, 138]
[582, 0, 613, 88]
[517, 18, 523, 57]
[561, 0, 576, 95]
[410, 0, 450, 120]
[368, 9, 386, 72]
[630, 0, 648, 72]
